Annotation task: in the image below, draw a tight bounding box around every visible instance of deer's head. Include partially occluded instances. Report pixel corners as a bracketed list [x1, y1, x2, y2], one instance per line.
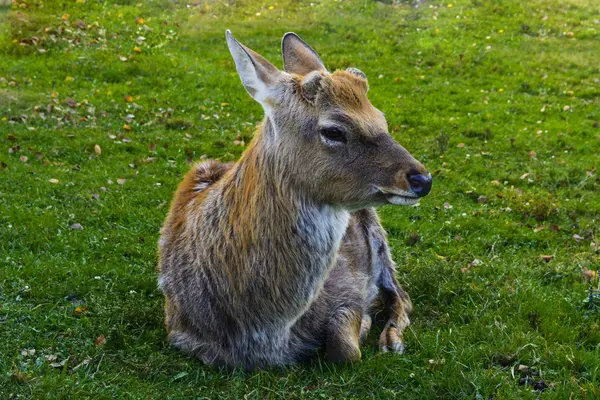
[226, 30, 431, 208]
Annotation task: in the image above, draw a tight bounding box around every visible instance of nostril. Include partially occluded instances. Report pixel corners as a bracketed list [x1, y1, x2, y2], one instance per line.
[407, 171, 432, 197]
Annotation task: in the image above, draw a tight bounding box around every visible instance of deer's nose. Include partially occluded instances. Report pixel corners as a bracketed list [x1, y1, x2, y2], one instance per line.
[407, 171, 432, 197]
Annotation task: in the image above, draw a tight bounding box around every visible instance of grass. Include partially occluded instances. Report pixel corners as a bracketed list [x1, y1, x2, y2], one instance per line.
[1, 0, 599, 398]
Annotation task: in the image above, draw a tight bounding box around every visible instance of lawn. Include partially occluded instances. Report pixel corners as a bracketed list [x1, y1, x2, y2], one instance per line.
[1, 0, 599, 398]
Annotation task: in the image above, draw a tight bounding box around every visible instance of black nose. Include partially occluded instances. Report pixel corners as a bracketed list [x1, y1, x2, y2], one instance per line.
[407, 171, 432, 197]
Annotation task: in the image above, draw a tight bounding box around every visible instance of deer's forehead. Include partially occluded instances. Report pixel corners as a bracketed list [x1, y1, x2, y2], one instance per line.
[322, 71, 369, 110]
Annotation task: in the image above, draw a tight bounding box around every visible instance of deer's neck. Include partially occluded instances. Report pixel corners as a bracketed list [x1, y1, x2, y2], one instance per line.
[213, 120, 349, 318]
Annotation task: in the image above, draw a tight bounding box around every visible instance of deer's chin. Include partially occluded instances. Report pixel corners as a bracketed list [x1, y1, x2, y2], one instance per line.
[375, 187, 420, 206]
[384, 194, 420, 206]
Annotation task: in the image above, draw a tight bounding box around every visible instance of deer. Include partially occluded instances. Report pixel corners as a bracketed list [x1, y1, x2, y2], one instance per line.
[157, 30, 432, 370]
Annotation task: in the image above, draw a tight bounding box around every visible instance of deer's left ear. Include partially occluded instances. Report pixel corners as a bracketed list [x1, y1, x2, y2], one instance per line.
[226, 30, 283, 109]
[282, 32, 327, 75]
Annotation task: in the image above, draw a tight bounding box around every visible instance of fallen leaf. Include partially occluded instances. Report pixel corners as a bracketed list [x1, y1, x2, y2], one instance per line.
[35, 152, 44, 160]
[124, 95, 133, 102]
[528, 151, 536, 158]
[533, 225, 544, 233]
[133, 46, 142, 53]
[94, 144, 101, 156]
[443, 202, 453, 209]
[94, 335, 107, 346]
[123, 124, 132, 131]
[66, 98, 77, 107]
[44, 354, 58, 362]
[540, 255, 553, 262]
[583, 268, 598, 281]
[20, 155, 28, 162]
[120, 56, 128, 62]
[91, 193, 100, 200]
[49, 178, 59, 184]
[573, 234, 584, 242]
[122, 137, 131, 143]
[21, 349, 36, 357]
[117, 178, 126, 185]
[50, 359, 67, 368]
[135, 17, 145, 24]
[477, 195, 487, 204]
[72, 306, 87, 317]
[457, 143, 465, 148]
[520, 173, 530, 180]
[517, 364, 529, 373]
[70, 223, 83, 230]
[72, 357, 91, 370]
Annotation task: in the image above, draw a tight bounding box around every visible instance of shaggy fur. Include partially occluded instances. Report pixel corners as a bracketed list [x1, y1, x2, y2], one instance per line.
[158, 32, 430, 369]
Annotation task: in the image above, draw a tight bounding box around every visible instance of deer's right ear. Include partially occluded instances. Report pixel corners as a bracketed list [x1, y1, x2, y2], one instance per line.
[282, 32, 327, 75]
[226, 30, 282, 109]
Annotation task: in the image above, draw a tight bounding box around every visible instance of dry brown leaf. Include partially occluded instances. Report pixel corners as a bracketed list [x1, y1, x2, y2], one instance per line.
[94, 144, 101, 156]
[540, 255, 553, 262]
[457, 143, 465, 148]
[583, 268, 598, 282]
[94, 335, 107, 346]
[20, 155, 28, 163]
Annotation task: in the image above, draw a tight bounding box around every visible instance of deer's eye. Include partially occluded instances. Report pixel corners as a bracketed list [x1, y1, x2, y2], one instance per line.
[319, 127, 347, 144]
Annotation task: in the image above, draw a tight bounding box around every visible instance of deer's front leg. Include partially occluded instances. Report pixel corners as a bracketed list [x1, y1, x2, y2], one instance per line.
[378, 266, 412, 354]
[325, 308, 363, 364]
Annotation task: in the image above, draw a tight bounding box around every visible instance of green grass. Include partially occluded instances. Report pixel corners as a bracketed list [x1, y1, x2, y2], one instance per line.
[1, 0, 599, 398]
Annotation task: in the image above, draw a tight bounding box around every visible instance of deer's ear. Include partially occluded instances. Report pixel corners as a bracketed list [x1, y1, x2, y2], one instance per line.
[282, 32, 327, 75]
[226, 30, 282, 108]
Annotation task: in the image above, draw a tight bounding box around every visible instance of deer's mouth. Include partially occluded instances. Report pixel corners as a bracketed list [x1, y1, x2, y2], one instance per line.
[377, 187, 420, 206]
